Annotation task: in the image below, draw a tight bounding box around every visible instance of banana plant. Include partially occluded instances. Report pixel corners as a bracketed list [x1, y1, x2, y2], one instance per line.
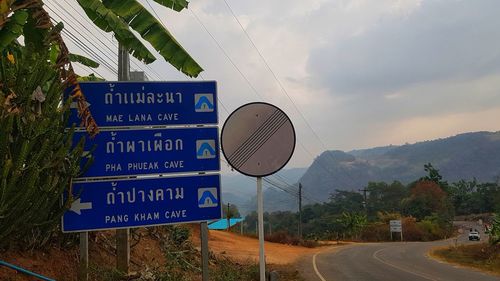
[77, 0, 202, 77]
[0, 40, 91, 249]
[0, 0, 203, 136]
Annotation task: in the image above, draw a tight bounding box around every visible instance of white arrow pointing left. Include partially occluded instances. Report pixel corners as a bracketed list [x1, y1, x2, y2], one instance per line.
[70, 198, 93, 215]
[70, 101, 91, 109]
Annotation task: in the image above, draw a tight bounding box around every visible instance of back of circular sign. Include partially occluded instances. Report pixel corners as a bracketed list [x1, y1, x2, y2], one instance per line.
[221, 102, 296, 177]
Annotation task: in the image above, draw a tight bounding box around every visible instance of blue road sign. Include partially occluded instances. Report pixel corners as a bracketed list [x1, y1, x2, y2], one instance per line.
[62, 174, 222, 232]
[74, 127, 220, 178]
[67, 81, 218, 127]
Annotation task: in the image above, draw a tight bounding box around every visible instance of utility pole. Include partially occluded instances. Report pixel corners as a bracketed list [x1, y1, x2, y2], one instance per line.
[116, 43, 130, 274]
[298, 183, 302, 239]
[227, 203, 230, 231]
[359, 188, 368, 215]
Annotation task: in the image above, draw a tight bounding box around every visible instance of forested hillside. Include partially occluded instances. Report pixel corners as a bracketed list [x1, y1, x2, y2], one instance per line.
[299, 131, 500, 203]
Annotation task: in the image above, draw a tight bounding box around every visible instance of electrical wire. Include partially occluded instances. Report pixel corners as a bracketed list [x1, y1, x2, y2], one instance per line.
[48, 0, 163, 80]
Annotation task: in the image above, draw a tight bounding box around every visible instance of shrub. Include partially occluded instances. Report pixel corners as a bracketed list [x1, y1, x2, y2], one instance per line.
[265, 231, 300, 245]
[360, 222, 390, 242]
[264, 231, 319, 248]
[0, 43, 87, 249]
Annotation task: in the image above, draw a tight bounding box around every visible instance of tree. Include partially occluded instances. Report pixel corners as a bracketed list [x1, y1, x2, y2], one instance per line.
[0, 1, 204, 247]
[336, 212, 367, 240]
[489, 213, 500, 245]
[328, 190, 365, 214]
[421, 163, 449, 192]
[222, 203, 240, 231]
[0, 0, 204, 134]
[0, 37, 89, 248]
[76, 0, 202, 77]
[366, 181, 407, 219]
[402, 181, 454, 222]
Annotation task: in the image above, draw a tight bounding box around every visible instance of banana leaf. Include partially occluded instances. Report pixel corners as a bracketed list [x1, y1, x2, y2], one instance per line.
[152, 0, 189, 12]
[102, 0, 203, 77]
[69, 53, 100, 68]
[77, 0, 157, 64]
[0, 10, 28, 51]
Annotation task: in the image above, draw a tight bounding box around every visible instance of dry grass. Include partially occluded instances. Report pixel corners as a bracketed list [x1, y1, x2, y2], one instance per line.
[432, 243, 500, 275]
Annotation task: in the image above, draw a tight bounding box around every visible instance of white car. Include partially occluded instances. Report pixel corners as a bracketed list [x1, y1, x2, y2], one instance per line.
[468, 231, 480, 241]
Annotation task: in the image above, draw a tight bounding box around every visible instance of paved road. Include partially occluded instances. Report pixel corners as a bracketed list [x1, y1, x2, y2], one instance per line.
[306, 221, 498, 281]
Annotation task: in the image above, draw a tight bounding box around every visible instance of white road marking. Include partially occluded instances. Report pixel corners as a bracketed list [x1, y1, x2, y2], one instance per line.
[312, 251, 327, 281]
[373, 248, 438, 281]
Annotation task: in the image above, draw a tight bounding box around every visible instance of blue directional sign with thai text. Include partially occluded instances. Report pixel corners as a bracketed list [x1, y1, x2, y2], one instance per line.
[74, 127, 220, 178]
[62, 174, 222, 232]
[67, 81, 218, 127]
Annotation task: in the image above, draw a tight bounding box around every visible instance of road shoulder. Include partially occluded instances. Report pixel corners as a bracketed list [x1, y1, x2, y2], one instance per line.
[427, 244, 500, 277]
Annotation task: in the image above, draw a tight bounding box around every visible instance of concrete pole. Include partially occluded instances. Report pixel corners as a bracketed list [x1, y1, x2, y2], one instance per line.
[257, 177, 266, 281]
[78, 232, 88, 281]
[200, 222, 209, 281]
[116, 43, 130, 274]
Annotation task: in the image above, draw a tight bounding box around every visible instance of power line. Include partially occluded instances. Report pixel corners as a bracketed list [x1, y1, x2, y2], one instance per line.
[222, 0, 330, 152]
[189, 8, 263, 100]
[48, 0, 163, 80]
[189, 4, 339, 188]
[45, 5, 118, 76]
[220, 1, 363, 192]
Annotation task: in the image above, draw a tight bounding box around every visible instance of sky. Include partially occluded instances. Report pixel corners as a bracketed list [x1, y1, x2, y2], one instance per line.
[46, 0, 500, 169]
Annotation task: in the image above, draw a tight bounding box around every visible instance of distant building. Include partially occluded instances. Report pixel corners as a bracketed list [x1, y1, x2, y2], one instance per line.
[130, 71, 148, 81]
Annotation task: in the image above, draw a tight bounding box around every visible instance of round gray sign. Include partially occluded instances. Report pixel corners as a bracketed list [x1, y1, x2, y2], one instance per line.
[221, 102, 296, 177]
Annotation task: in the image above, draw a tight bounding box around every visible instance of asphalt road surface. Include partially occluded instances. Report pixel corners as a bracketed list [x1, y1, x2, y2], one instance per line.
[307, 221, 498, 281]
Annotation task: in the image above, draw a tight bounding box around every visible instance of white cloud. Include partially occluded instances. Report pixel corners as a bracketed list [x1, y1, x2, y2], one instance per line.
[47, 0, 500, 169]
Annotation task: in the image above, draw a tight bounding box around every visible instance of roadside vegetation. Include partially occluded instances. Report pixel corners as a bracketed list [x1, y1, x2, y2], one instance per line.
[432, 213, 500, 274]
[433, 243, 500, 275]
[0, 1, 265, 280]
[243, 164, 500, 242]
[0, 0, 204, 251]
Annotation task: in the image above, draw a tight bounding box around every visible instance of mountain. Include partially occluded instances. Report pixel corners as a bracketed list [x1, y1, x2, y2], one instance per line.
[299, 131, 500, 203]
[221, 168, 307, 215]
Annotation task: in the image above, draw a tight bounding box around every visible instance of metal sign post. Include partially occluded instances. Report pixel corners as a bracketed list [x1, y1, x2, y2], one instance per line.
[117, 42, 130, 274]
[257, 177, 265, 281]
[78, 232, 88, 281]
[220, 102, 296, 281]
[66, 71, 221, 278]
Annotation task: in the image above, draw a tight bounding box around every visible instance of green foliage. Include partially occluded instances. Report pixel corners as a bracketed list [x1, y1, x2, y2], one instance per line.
[429, 174, 499, 216]
[0, 29, 87, 249]
[77, 0, 203, 77]
[210, 258, 259, 281]
[77, 0, 157, 64]
[77, 73, 105, 82]
[419, 163, 450, 193]
[402, 180, 454, 221]
[489, 214, 500, 245]
[223, 203, 240, 219]
[247, 164, 495, 242]
[0, 10, 28, 51]
[69, 53, 100, 68]
[139, 225, 260, 281]
[88, 263, 125, 281]
[152, 0, 189, 12]
[366, 181, 408, 219]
